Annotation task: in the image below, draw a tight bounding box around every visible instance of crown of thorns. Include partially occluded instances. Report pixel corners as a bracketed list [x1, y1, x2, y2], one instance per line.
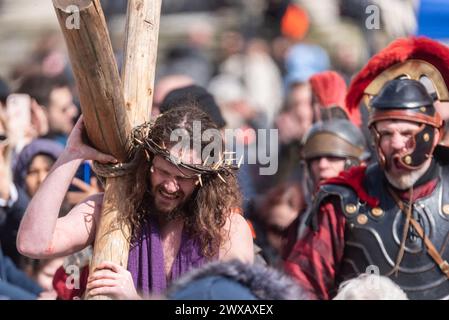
[131, 121, 242, 186]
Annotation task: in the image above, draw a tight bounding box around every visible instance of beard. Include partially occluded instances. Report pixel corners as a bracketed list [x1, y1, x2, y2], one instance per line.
[147, 185, 190, 223]
[383, 154, 430, 190]
[384, 168, 427, 190]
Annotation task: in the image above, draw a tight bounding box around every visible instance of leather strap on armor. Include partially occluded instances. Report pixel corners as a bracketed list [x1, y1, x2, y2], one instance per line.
[388, 187, 449, 279]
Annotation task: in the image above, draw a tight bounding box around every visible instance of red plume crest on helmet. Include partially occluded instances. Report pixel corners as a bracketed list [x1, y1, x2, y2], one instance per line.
[346, 37, 449, 113]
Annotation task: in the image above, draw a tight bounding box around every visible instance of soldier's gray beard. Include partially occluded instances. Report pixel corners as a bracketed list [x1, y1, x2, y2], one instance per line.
[384, 164, 429, 190]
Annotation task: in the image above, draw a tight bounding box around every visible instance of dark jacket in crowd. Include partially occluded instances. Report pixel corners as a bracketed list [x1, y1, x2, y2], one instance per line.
[0, 186, 29, 266]
[0, 246, 42, 300]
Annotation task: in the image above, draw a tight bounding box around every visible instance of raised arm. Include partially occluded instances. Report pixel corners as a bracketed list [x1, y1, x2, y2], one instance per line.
[17, 116, 117, 259]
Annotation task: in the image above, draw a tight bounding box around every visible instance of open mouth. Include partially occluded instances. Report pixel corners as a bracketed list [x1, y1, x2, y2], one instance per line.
[391, 155, 410, 172]
[158, 188, 179, 201]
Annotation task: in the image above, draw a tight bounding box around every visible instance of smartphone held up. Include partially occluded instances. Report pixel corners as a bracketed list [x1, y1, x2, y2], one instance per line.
[6, 93, 31, 151]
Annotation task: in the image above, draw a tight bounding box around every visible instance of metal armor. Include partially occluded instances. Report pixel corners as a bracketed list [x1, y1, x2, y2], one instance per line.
[314, 162, 449, 300]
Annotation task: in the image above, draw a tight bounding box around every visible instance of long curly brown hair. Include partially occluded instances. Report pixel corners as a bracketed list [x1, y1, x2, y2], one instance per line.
[119, 105, 242, 258]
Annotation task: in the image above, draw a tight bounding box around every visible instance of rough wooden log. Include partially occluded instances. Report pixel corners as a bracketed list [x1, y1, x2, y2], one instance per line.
[122, 0, 162, 126]
[53, 0, 131, 300]
[88, 0, 162, 300]
[53, 0, 131, 160]
[53, 0, 161, 300]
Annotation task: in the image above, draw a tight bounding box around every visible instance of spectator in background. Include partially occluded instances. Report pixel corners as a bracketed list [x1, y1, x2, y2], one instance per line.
[161, 0, 231, 14]
[249, 182, 304, 267]
[208, 74, 254, 131]
[13, 139, 66, 211]
[10, 31, 70, 81]
[217, 30, 245, 68]
[264, 0, 291, 34]
[276, 81, 314, 145]
[159, 45, 211, 89]
[265, 2, 310, 73]
[0, 111, 30, 266]
[0, 77, 50, 154]
[16, 74, 78, 146]
[157, 21, 214, 89]
[283, 43, 330, 92]
[0, 245, 43, 300]
[214, 37, 283, 130]
[264, 44, 330, 192]
[265, 81, 313, 193]
[279, 3, 309, 43]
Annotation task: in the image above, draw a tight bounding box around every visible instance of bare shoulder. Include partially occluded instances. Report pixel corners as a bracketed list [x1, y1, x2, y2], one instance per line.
[225, 211, 250, 233]
[219, 211, 254, 264]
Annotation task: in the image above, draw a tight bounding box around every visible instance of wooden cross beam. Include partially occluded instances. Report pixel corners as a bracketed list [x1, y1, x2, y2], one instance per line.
[52, 0, 161, 300]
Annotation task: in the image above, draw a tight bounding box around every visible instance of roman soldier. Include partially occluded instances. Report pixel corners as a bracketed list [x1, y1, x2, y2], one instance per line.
[281, 71, 369, 261]
[284, 37, 449, 300]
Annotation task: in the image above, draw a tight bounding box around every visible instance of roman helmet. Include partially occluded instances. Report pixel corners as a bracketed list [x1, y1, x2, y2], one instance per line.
[346, 37, 449, 170]
[302, 119, 369, 169]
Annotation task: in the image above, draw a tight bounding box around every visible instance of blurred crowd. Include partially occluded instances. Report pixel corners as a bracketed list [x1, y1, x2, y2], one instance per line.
[0, 0, 431, 300]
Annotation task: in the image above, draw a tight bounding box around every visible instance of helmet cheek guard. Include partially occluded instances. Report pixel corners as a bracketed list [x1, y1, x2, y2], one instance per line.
[372, 122, 441, 171]
[400, 124, 438, 169]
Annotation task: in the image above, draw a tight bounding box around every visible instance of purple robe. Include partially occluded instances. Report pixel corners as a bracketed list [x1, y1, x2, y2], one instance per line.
[127, 217, 207, 295]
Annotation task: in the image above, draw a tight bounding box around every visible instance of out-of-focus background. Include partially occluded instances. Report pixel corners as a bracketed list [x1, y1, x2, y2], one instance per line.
[1, 0, 449, 300]
[1, 0, 448, 83]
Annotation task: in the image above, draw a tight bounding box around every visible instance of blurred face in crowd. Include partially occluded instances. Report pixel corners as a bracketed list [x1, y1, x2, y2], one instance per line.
[375, 120, 438, 190]
[150, 153, 199, 215]
[47, 87, 78, 135]
[287, 83, 314, 139]
[26, 154, 55, 197]
[309, 156, 346, 186]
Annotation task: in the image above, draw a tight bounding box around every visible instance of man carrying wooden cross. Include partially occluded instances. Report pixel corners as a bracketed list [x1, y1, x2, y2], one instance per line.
[12, 0, 253, 300]
[16, 103, 254, 299]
